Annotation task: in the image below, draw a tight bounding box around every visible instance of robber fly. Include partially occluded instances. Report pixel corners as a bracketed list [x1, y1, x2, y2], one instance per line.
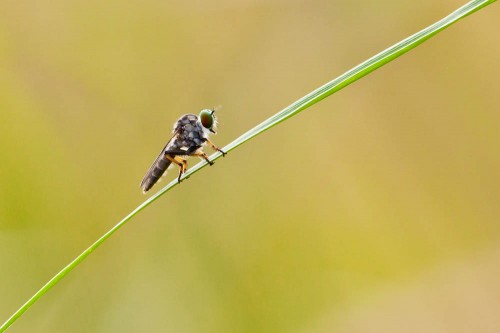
[140, 109, 226, 193]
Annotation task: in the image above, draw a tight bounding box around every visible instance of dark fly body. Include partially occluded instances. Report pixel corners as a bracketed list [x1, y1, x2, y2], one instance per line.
[140, 109, 226, 193]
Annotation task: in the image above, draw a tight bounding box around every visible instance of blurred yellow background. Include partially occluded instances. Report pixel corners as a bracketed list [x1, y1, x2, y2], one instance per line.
[1, 0, 499, 332]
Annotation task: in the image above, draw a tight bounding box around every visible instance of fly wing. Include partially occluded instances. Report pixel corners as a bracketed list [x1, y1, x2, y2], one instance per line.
[140, 144, 172, 193]
[140, 132, 180, 193]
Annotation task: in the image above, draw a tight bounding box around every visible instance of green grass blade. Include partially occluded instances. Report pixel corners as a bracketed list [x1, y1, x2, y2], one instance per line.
[1, 0, 496, 331]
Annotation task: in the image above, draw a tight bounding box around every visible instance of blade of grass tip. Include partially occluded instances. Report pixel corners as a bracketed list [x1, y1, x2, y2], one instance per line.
[1, 0, 496, 331]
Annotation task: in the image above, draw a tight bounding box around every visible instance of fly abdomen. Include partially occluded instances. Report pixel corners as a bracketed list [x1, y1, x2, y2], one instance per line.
[140, 153, 172, 193]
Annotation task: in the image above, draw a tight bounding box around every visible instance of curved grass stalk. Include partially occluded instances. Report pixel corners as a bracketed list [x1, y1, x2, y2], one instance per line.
[1, 0, 496, 331]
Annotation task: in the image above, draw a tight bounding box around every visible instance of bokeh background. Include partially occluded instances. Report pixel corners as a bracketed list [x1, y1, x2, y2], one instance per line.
[1, 0, 499, 332]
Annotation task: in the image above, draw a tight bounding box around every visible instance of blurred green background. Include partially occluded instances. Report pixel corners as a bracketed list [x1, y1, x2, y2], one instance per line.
[1, 0, 499, 332]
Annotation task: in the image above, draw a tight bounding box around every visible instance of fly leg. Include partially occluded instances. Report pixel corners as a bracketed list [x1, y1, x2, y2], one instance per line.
[176, 156, 188, 182]
[192, 150, 214, 166]
[165, 154, 188, 183]
[205, 138, 226, 157]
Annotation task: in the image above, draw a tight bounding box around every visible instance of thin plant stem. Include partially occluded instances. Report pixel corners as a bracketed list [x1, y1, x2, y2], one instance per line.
[0, 0, 496, 331]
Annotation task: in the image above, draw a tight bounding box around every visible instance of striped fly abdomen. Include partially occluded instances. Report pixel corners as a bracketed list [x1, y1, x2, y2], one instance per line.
[140, 151, 172, 193]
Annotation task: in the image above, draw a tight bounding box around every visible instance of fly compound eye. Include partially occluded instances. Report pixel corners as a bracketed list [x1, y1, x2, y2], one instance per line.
[199, 109, 214, 129]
